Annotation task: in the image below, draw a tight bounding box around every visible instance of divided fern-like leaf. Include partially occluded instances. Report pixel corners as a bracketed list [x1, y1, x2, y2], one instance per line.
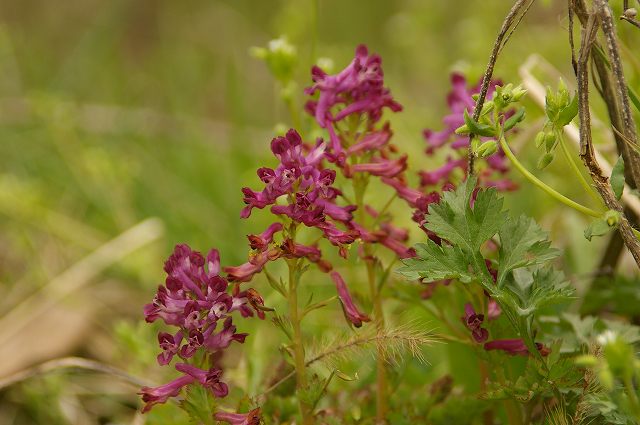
[496, 215, 559, 288]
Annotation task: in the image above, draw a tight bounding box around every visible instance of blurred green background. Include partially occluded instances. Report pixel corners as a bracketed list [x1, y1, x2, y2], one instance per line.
[0, 0, 636, 423]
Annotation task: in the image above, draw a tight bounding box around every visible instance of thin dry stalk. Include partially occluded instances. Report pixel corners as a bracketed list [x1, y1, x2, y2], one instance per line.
[593, 0, 640, 186]
[0, 356, 153, 391]
[468, 0, 535, 174]
[0, 217, 164, 348]
[575, 13, 640, 267]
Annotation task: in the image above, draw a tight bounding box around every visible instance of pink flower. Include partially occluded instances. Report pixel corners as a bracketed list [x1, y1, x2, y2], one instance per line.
[461, 303, 489, 343]
[419, 158, 465, 187]
[350, 155, 407, 178]
[247, 222, 283, 251]
[224, 249, 279, 283]
[139, 375, 195, 413]
[157, 331, 183, 365]
[346, 124, 392, 156]
[487, 299, 501, 321]
[215, 408, 262, 425]
[175, 363, 229, 398]
[484, 339, 551, 357]
[330, 271, 370, 327]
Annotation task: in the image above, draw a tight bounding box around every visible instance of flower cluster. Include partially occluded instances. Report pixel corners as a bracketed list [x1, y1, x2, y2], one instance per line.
[139, 244, 265, 413]
[305, 45, 416, 260]
[240, 129, 358, 257]
[305, 45, 402, 155]
[234, 128, 370, 327]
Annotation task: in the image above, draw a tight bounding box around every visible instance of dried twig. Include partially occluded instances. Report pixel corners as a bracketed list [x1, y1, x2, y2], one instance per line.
[0, 217, 164, 347]
[594, 0, 640, 185]
[0, 356, 153, 391]
[575, 12, 640, 267]
[468, 0, 535, 175]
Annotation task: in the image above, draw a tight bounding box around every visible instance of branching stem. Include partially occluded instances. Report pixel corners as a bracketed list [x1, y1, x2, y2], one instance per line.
[499, 135, 603, 218]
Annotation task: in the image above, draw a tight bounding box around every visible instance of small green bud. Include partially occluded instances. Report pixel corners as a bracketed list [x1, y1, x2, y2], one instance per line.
[476, 140, 498, 158]
[557, 78, 569, 107]
[604, 210, 621, 227]
[480, 101, 494, 115]
[455, 124, 470, 135]
[512, 85, 528, 101]
[544, 131, 557, 152]
[535, 131, 545, 148]
[251, 36, 297, 83]
[538, 152, 554, 169]
[471, 137, 480, 152]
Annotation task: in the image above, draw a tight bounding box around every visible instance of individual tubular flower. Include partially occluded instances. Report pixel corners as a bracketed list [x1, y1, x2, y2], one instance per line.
[175, 363, 229, 397]
[215, 408, 262, 425]
[140, 244, 262, 413]
[247, 222, 283, 251]
[224, 249, 280, 283]
[330, 271, 371, 327]
[461, 303, 489, 343]
[139, 374, 195, 413]
[483, 339, 551, 357]
[349, 155, 408, 178]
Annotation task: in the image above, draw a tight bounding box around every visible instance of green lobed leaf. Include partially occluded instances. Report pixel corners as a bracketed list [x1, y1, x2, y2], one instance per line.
[425, 177, 503, 253]
[463, 109, 496, 137]
[398, 239, 474, 283]
[496, 215, 559, 288]
[584, 217, 612, 241]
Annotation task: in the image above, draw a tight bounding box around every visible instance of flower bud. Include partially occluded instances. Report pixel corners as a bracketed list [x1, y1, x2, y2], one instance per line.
[454, 124, 470, 135]
[604, 210, 621, 227]
[476, 140, 498, 158]
[544, 131, 556, 152]
[538, 152, 554, 169]
[535, 131, 545, 148]
[250, 36, 297, 83]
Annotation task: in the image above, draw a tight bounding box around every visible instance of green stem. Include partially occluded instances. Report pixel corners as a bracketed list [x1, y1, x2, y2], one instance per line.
[558, 134, 603, 205]
[499, 136, 603, 218]
[287, 259, 314, 425]
[623, 374, 640, 420]
[353, 171, 388, 423]
[496, 368, 523, 425]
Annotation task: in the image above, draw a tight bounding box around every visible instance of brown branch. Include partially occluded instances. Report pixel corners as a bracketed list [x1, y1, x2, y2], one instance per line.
[571, 0, 640, 274]
[575, 12, 640, 267]
[468, 0, 534, 175]
[594, 0, 640, 185]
